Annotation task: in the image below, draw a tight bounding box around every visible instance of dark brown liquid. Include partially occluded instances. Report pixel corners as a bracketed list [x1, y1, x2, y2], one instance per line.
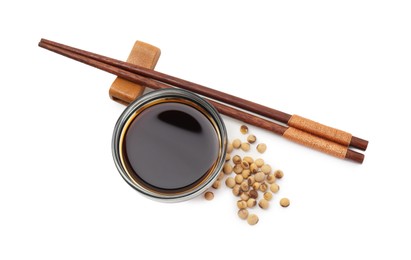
[122, 101, 219, 193]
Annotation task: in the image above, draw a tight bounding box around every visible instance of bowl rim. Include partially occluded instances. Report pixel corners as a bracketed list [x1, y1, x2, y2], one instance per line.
[112, 88, 227, 202]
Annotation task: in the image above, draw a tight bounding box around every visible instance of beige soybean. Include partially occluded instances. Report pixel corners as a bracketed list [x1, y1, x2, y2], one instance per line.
[266, 174, 276, 184]
[241, 160, 250, 169]
[247, 214, 259, 225]
[232, 185, 241, 196]
[259, 183, 268, 192]
[225, 153, 231, 162]
[255, 158, 264, 168]
[242, 169, 251, 179]
[249, 163, 258, 173]
[247, 134, 256, 144]
[247, 176, 255, 185]
[241, 142, 250, 152]
[243, 156, 254, 164]
[233, 139, 241, 149]
[247, 198, 256, 208]
[223, 163, 232, 174]
[255, 172, 265, 183]
[274, 170, 284, 179]
[212, 180, 221, 189]
[270, 183, 280, 193]
[258, 199, 269, 209]
[261, 164, 271, 174]
[263, 192, 273, 201]
[240, 125, 249, 134]
[232, 155, 242, 164]
[217, 171, 225, 181]
[226, 142, 233, 154]
[240, 192, 250, 201]
[237, 200, 247, 209]
[225, 177, 236, 188]
[252, 182, 260, 191]
[235, 174, 244, 184]
[204, 191, 214, 200]
[233, 164, 243, 174]
[240, 181, 249, 192]
[280, 198, 290, 207]
[238, 209, 249, 220]
[257, 143, 267, 153]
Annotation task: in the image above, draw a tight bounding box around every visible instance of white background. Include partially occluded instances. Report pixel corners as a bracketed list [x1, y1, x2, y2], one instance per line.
[1, 1, 410, 259]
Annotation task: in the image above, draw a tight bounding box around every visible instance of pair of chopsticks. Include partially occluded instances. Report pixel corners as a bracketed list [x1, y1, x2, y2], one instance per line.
[38, 39, 368, 163]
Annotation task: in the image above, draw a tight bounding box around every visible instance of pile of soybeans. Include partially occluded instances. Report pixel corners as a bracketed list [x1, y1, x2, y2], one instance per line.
[204, 125, 290, 226]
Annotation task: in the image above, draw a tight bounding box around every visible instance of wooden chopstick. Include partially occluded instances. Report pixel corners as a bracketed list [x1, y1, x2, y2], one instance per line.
[39, 39, 368, 151]
[38, 39, 365, 163]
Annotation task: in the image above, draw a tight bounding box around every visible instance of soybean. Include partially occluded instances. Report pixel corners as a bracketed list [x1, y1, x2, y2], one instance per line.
[247, 214, 259, 225]
[212, 180, 221, 189]
[261, 164, 271, 174]
[280, 198, 290, 207]
[240, 192, 250, 201]
[233, 164, 243, 174]
[235, 174, 244, 184]
[241, 142, 250, 152]
[249, 189, 259, 199]
[258, 199, 269, 209]
[241, 160, 250, 169]
[252, 182, 260, 191]
[242, 169, 251, 179]
[240, 181, 249, 192]
[240, 125, 249, 134]
[263, 192, 273, 201]
[237, 200, 247, 209]
[226, 142, 233, 154]
[225, 153, 231, 162]
[259, 182, 268, 192]
[223, 163, 232, 174]
[270, 183, 280, 193]
[255, 172, 265, 183]
[232, 155, 242, 164]
[247, 198, 256, 208]
[243, 156, 254, 164]
[232, 185, 241, 196]
[238, 209, 249, 220]
[247, 134, 256, 144]
[255, 158, 264, 168]
[217, 171, 225, 181]
[274, 170, 284, 179]
[257, 143, 267, 153]
[266, 174, 276, 184]
[247, 176, 255, 185]
[204, 191, 214, 200]
[233, 139, 241, 149]
[250, 163, 258, 173]
[225, 177, 236, 188]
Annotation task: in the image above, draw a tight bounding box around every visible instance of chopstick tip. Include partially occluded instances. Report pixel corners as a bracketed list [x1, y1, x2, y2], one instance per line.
[346, 149, 365, 164]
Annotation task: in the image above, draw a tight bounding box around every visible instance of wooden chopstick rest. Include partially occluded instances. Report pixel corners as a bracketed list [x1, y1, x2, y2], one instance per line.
[109, 41, 161, 105]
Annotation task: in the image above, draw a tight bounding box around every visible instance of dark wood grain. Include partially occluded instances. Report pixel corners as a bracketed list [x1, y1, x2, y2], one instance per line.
[38, 40, 365, 163]
[346, 149, 365, 164]
[350, 136, 368, 151]
[39, 39, 368, 151]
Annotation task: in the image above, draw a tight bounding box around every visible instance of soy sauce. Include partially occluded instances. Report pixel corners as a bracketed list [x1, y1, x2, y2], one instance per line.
[122, 101, 219, 193]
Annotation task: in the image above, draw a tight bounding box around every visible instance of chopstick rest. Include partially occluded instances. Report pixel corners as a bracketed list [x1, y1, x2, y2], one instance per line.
[109, 41, 161, 105]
